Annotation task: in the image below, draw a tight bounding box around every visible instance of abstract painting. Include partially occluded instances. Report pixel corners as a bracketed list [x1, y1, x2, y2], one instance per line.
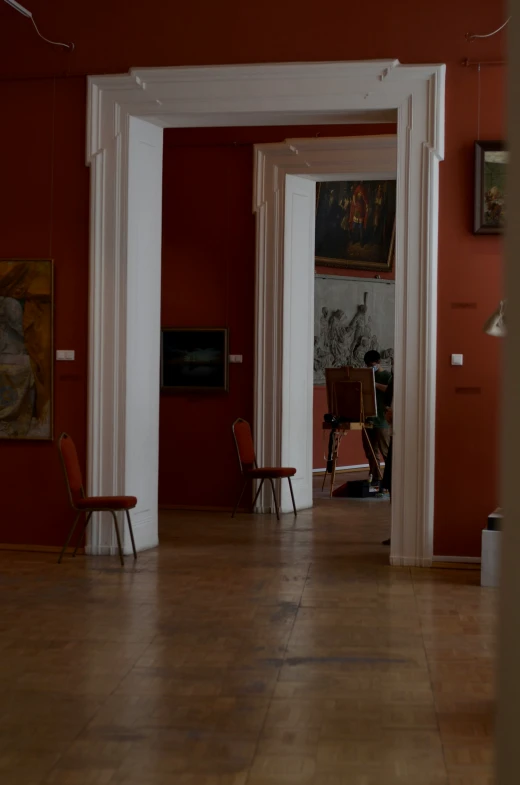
[0, 259, 53, 440]
[474, 141, 507, 234]
[315, 180, 396, 272]
[314, 275, 395, 385]
[161, 328, 228, 391]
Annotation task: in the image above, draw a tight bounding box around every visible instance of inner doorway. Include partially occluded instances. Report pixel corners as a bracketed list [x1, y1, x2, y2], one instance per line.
[312, 178, 396, 532]
[253, 137, 397, 532]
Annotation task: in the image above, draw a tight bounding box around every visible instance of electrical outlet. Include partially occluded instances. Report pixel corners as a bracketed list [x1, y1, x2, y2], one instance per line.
[56, 350, 75, 361]
[229, 355, 243, 364]
[451, 354, 463, 366]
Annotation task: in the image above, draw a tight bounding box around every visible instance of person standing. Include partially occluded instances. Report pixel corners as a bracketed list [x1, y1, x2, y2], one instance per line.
[362, 350, 391, 487]
[381, 375, 394, 495]
[371, 182, 386, 244]
[381, 375, 394, 546]
[349, 182, 369, 247]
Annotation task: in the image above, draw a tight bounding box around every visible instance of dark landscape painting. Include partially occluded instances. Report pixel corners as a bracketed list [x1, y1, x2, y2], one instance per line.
[161, 328, 228, 391]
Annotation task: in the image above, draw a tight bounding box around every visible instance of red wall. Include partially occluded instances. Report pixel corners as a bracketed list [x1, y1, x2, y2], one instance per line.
[0, 77, 89, 546]
[160, 132, 256, 509]
[435, 66, 504, 556]
[0, 0, 505, 555]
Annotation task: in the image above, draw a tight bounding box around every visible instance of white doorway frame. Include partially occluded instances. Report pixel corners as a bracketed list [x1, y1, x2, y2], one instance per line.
[253, 138, 397, 514]
[86, 60, 445, 566]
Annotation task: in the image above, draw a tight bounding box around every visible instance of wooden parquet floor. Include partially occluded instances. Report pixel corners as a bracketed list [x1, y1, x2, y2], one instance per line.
[0, 490, 496, 784]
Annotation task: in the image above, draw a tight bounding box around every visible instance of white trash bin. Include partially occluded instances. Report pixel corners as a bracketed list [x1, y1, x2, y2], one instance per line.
[481, 509, 502, 588]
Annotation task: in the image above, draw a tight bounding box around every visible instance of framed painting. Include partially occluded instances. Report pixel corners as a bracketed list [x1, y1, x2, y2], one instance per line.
[314, 274, 395, 385]
[161, 328, 229, 392]
[315, 180, 396, 272]
[474, 141, 507, 234]
[0, 259, 53, 440]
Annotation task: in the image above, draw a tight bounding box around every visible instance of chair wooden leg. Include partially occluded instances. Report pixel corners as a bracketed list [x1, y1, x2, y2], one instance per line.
[232, 479, 248, 518]
[125, 510, 137, 559]
[269, 478, 280, 521]
[288, 478, 297, 516]
[110, 511, 124, 566]
[321, 470, 328, 491]
[330, 452, 338, 498]
[252, 478, 265, 511]
[58, 511, 81, 564]
[73, 511, 93, 557]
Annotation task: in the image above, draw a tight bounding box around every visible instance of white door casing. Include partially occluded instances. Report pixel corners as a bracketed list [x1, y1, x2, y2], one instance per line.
[86, 60, 445, 565]
[87, 113, 163, 555]
[281, 174, 316, 511]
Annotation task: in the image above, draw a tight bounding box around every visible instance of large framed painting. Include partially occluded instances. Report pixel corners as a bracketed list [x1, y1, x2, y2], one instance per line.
[314, 275, 395, 386]
[0, 259, 53, 440]
[161, 328, 229, 392]
[315, 180, 396, 272]
[474, 141, 507, 234]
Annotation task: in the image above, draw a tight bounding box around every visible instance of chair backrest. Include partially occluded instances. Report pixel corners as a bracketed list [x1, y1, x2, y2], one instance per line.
[232, 418, 256, 473]
[58, 433, 84, 506]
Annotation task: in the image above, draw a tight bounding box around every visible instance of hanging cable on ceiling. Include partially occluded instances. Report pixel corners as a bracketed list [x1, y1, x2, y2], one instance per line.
[2, 0, 74, 51]
[466, 16, 511, 43]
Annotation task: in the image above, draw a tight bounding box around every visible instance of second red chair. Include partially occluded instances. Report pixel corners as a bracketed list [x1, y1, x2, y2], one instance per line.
[232, 418, 297, 520]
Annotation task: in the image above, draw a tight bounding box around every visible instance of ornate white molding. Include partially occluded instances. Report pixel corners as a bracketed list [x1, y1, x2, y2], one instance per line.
[86, 60, 445, 563]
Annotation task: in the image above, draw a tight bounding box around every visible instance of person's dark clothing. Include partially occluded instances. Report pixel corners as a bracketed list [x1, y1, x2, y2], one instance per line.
[381, 375, 394, 493]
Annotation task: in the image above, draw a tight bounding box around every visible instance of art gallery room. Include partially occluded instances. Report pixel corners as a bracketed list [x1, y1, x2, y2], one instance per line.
[1, 0, 520, 783]
[312, 178, 396, 541]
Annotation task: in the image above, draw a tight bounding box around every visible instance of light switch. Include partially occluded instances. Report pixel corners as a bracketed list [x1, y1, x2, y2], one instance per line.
[451, 354, 463, 366]
[56, 350, 75, 361]
[229, 355, 243, 364]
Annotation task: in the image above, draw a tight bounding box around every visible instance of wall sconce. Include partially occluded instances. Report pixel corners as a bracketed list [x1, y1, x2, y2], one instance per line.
[483, 300, 507, 337]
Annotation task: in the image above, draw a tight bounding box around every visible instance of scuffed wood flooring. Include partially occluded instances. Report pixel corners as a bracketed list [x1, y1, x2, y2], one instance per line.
[0, 491, 495, 784]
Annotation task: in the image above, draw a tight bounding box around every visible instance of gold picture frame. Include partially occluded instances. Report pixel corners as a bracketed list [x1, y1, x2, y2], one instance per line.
[0, 258, 54, 441]
[315, 180, 396, 272]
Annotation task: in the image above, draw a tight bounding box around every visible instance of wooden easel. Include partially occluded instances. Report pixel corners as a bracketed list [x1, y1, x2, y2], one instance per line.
[322, 368, 382, 497]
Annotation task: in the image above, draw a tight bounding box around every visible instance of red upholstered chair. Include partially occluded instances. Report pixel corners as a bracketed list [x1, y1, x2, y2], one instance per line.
[231, 418, 297, 521]
[57, 433, 137, 566]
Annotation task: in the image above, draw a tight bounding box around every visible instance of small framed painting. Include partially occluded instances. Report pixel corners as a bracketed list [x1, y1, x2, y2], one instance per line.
[161, 327, 229, 392]
[474, 141, 507, 234]
[315, 180, 396, 272]
[0, 258, 54, 440]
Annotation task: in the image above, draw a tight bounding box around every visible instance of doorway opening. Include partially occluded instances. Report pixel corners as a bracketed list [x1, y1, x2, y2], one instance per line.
[85, 60, 445, 567]
[252, 138, 397, 548]
[313, 177, 396, 544]
[158, 127, 395, 521]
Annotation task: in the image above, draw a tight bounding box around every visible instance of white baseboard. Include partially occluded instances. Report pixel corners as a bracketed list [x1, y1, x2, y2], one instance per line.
[85, 538, 159, 557]
[390, 555, 433, 567]
[432, 555, 481, 564]
[313, 463, 369, 474]
[86, 514, 158, 556]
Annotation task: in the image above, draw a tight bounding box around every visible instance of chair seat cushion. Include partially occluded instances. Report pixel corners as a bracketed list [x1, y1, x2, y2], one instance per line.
[76, 496, 137, 511]
[246, 467, 296, 479]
